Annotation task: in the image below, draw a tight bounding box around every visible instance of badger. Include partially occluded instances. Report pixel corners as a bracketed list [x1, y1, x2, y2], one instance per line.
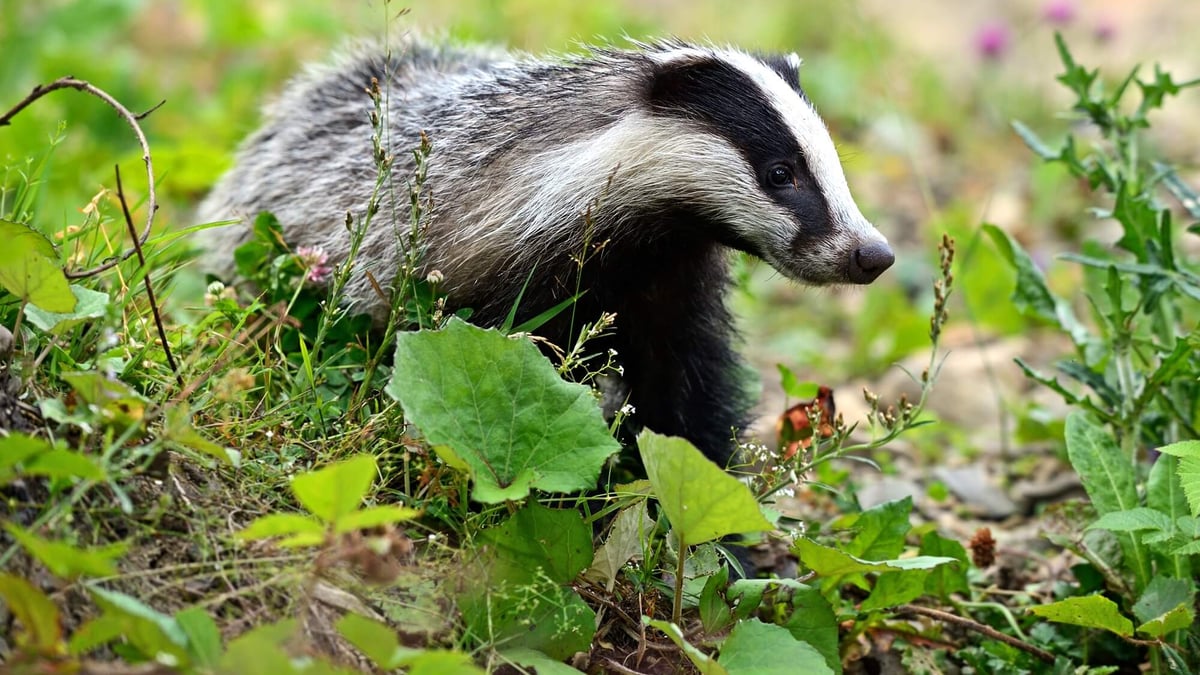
[197, 35, 894, 467]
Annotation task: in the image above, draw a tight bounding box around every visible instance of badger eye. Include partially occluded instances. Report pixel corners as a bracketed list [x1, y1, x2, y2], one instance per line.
[767, 165, 794, 188]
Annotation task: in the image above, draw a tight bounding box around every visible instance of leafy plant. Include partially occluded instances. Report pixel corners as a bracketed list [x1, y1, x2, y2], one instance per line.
[992, 33, 1200, 672]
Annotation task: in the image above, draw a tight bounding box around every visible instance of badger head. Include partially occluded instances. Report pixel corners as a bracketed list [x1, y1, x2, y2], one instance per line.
[641, 44, 893, 285]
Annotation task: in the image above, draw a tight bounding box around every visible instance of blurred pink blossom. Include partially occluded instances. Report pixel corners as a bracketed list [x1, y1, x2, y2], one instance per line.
[1094, 17, 1117, 43]
[296, 245, 332, 284]
[1043, 0, 1076, 25]
[975, 22, 1012, 60]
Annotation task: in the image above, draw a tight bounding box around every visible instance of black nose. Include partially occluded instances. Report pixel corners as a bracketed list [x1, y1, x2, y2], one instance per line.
[848, 241, 894, 284]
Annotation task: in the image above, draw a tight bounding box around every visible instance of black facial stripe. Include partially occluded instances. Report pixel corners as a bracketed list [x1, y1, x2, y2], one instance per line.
[646, 55, 833, 241]
[759, 55, 804, 96]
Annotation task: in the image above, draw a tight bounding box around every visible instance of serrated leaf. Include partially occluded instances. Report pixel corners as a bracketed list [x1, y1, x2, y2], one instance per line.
[0, 219, 75, 313]
[387, 318, 619, 503]
[4, 523, 126, 579]
[645, 618, 727, 675]
[25, 285, 108, 332]
[461, 577, 594, 661]
[918, 531, 969, 598]
[238, 513, 325, 543]
[1155, 441, 1200, 518]
[335, 505, 421, 533]
[719, 618, 832, 675]
[1138, 604, 1194, 639]
[794, 538, 957, 577]
[860, 568, 930, 612]
[983, 224, 1089, 344]
[477, 501, 592, 585]
[639, 431, 772, 547]
[1028, 595, 1133, 636]
[175, 607, 222, 669]
[584, 501, 655, 590]
[291, 454, 376, 523]
[1131, 576, 1194, 632]
[1087, 508, 1174, 534]
[0, 573, 62, 651]
[846, 497, 912, 560]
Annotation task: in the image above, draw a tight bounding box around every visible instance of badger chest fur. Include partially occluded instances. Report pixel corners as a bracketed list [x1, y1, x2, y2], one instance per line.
[197, 37, 894, 466]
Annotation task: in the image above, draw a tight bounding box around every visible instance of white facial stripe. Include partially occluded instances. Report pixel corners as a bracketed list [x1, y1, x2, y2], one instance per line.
[451, 112, 796, 267]
[718, 50, 885, 245]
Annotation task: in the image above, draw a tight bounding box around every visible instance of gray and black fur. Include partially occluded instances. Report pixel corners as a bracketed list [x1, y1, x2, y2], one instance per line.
[197, 36, 894, 467]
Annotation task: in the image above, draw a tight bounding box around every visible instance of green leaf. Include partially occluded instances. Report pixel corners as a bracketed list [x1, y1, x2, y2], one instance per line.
[84, 585, 189, 662]
[1065, 413, 1150, 590]
[983, 224, 1089, 344]
[794, 538, 957, 577]
[4, 523, 126, 579]
[698, 566, 732, 634]
[336, 613, 408, 669]
[918, 531, 969, 599]
[719, 618, 833, 675]
[461, 578, 594, 661]
[1028, 595, 1133, 637]
[477, 501, 592, 585]
[387, 318, 619, 503]
[175, 607, 223, 669]
[645, 618, 727, 675]
[639, 431, 772, 547]
[499, 647, 585, 674]
[0, 433, 105, 483]
[777, 364, 819, 399]
[781, 585, 841, 674]
[1088, 507, 1174, 533]
[0, 573, 62, 651]
[1156, 441, 1200, 518]
[860, 569, 930, 612]
[0, 219, 76, 313]
[291, 454, 376, 523]
[401, 650, 485, 675]
[24, 285, 108, 332]
[238, 513, 326, 545]
[584, 501, 655, 590]
[1011, 120, 1057, 160]
[1132, 576, 1195, 638]
[335, 505, 421, 533]
[846, 497, 912, 560]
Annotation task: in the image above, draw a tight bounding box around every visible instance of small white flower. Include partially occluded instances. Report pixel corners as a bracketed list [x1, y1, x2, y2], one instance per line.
[619, 403, 636, 416]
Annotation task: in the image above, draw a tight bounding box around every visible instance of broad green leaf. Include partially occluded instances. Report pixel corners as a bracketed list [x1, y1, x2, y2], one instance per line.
[60, 371, 148, 431]
[698, 566, 732, 634]
[1156, 441, 1200, 518]
[335, 505, 421, 533]
[584, 501, 655, 590]
[918, 531, 969, 599]
[5, 523, 126, 579]
[85, 586, 189, 662]
[0, 573, 62, 651]
[719, 618, 832, 675]
[846, 497, 912, 560]
[291, 454, 376, 523]
[1065, 413, 1150, 590]
[387, 318, 619, 503]
[1131, 576, 1195, 638]
[238, 513, 325, 545]
[1088, 508, 1174, 534]
[794, 538, 957, 577]
[401, 650, 485, 675]
[25, 285, 108, 332]
[0, 433, 105, 483]
[500, 647, 585, 675]
[477, 501, 592, 585]
[645, 618, 727, 675]
[0, 219, 75, 312]
[1028, 595, 1133, 637]
[164, 406, 240, 466]
[860, 569, 929, 612]
[219, 620, 308, 675]
[639, 431, 771, 546]
[728, 578, 807, 620]
[336, 613, 409, 669]
[175, 607, 222, 669]
[781, 585, 840, 674]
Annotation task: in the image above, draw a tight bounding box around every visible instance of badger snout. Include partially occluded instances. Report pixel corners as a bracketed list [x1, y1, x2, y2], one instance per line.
[847, 240, 894, 284]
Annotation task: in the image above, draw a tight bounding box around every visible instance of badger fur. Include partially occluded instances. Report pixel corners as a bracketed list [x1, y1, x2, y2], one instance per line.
[197, 36, 894, 467]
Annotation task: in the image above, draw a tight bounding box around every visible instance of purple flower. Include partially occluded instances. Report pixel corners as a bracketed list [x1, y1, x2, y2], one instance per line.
[1094, 18, 1116, 43]
[295, 245, 332, 285]
[975, 22, 1012, 60]
[1042, 0, 1076, 25]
